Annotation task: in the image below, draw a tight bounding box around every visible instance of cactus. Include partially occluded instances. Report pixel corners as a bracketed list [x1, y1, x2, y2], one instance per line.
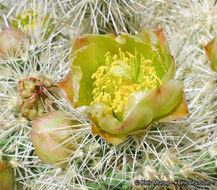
[0, 0, 216, 189]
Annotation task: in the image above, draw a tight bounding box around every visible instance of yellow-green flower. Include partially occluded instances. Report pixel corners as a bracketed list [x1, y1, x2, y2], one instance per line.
[58, 29, 189, 145]
[205, 36, 217, 72]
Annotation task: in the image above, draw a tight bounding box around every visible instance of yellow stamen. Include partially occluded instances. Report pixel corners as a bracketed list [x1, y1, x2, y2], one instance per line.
[91, 48, 162, 120]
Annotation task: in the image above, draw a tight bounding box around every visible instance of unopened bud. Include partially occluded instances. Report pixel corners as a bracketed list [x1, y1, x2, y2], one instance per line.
[16, 75, 58, 120]
[31, 111, 83, 167]
[0, 27, 28, 58]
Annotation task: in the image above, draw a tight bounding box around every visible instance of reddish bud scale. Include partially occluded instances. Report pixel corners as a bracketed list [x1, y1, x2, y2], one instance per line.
[17, 76, 58, 120]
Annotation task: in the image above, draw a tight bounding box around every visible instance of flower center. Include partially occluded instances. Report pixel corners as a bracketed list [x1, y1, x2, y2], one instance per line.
[91, 48, 162, 120]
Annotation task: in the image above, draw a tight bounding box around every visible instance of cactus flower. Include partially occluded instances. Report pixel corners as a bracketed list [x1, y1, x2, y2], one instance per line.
[205, 36, 217, 72]
[31, 111, 82, 167]
[58, 29, 189, 145]
[0, 160, 14, 190]
[0, 27, 28, 58]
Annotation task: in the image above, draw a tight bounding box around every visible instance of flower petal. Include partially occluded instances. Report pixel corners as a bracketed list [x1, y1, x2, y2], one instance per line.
[60, 31, 175, 107]
[154, 29, 170, 54]
[58, 70, 82, 106]
[154, 29, 175, 83]
[204, 37, 217, 72]
[158, 93, 189, 122]
[135, 29, 174, 81]
[119, 80, 184, 134]
[90, 80, 187, 138]
[71, 35, 89, 53]
[204, 38, 213, 61]
[89, 116, 127, 145]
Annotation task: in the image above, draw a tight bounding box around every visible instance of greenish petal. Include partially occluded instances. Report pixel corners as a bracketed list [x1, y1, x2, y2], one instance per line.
[205, 36, 217, 72]
[154, 29, 175, 83]
[89, 116, 127, 145]
[69, 43, 103, 106]
[66, 31, 174, 107]
[158, 94, 189, 122]
[58, 69, 82, 106]
[136, 29, 174, 81]
[122, 80, 183, 134]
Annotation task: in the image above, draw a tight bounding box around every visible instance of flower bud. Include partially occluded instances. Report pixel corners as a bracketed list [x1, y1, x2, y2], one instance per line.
[0, 27, 28, 58]
[0, 160, 14, 190]
[16, 75, 58, 120]
[31, 111, 82, 167]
